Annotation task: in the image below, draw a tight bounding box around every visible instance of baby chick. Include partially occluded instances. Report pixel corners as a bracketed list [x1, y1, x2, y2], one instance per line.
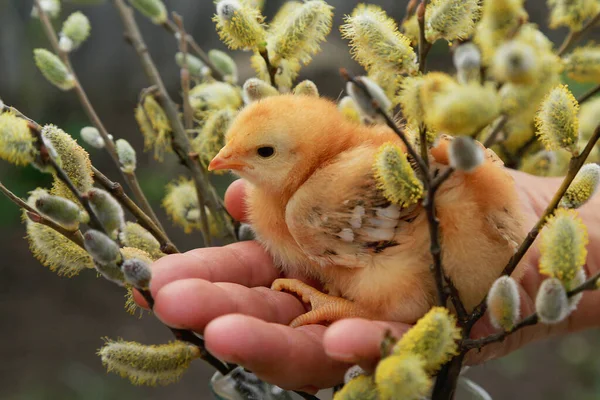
[209, 95, 524, 327]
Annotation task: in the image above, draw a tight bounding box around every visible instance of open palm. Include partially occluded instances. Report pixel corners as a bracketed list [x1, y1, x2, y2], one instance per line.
[136, 172, 600, 392]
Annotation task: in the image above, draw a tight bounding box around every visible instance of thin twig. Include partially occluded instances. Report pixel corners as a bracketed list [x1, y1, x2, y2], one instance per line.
[483, 115, 509, 148]
[173, 14, 194, 131]
[462, 314, 539, 350]
[112, 0, 235, 245]
[468, 124, 600, 326]
[464, 271, 600, 350]
[92, 167, 179, 254]
[577, 84, 600, 105]
[172, 13, 213, 246]
[417, 0, 431, 74]
[557, 11, 600, 56]
[33, 0, 165, 234]
[259, 48, 278, 88]
[0, 181, 85, 248]
[340, 70, 429, 174]
[161, 19, 225, 81]
[28, 124, 108, 235]
[425, 168, 455, 308]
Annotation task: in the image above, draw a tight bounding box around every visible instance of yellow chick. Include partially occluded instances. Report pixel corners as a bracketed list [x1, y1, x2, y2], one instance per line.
[209, 95, 524, 327]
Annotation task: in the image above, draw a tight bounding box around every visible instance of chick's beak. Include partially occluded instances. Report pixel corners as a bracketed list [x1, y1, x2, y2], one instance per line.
[208, 149, 248, 172]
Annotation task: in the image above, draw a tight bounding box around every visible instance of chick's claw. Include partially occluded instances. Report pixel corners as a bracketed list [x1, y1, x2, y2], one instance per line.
[271, 278, 371, 328]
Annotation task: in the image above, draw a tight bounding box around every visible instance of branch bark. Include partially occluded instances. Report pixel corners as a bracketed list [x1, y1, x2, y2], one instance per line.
[112, 0, 235, 245]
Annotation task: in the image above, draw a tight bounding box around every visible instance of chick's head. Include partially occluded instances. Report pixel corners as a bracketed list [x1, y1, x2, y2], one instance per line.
[209, 95, 354, 193]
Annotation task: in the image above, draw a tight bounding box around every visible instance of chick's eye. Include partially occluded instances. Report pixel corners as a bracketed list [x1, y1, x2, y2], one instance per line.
[257, 146, 275, 158]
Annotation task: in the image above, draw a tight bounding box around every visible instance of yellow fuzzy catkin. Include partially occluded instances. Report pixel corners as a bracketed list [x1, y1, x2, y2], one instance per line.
[334, 375, 378, 400]
[487, 276, 521, 330]
[25, 188, 94, 277]
[189, 81, 242, 116]
[42, 125, 94, 203]
[375, 354, 432, 400]
[401, 14, 419, 45]
[548, 0, 600, 31]
[425, 82, 500, 135]
[373, 143, 423, 208]
[475, 0, 528, 62]
[492, 40, 538, 84]
[213, 0, 266, 51]
[564, 45, 600, 83]
[519, 150, 557, 177]
[98, 339, 200, 386]
[163, 178, 219, 235]
[338, 96, 361, 124]
[33, 49, 75, 91]
[119, 222, 165, 261]
[499, 30, 561, 120]
[0, 111, 36, 166]
[397, 76, 426, 128]
[560, 164, 600, 209]
[535, 85, 580, 154]
[539, 209, 588, 283]
[191, 109, 235, 168]
[341, 4, 417, 77]
[392, 307, 461, 373]
[135, 96, 172, 161]
[425, 0, 481, 43]
[267, 0, 333, 67]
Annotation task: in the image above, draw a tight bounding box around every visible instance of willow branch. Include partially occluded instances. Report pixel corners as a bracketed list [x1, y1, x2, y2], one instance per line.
[172, 13, 212, 246]
[469, 124, 600, 326]
[0, 181, 85, 248]
[577, 83, 600, 105]
[29, 130, 108, 237]
[464, 271, 600, 350]
[259, 48, 278, 88]
[92, 167, 179, 254]
[112, 0, 235, 245]
[557, 11, 600, 56]
[33, 0, 165, 234]
[161, 20, 224, 81]
[173, 14, 194, 131]
[417, 0, 431, 74]
[483, 115, 509, 148]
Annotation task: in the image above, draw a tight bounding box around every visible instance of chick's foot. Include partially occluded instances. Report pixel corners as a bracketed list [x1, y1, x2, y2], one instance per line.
[271, 278, 371, 328]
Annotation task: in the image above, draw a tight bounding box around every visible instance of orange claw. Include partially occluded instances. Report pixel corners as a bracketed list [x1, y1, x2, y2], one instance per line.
[271, 278, 373, 327]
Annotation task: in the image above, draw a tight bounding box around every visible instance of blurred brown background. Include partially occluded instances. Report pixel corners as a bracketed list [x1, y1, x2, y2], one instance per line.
[0, 1, 599, 399]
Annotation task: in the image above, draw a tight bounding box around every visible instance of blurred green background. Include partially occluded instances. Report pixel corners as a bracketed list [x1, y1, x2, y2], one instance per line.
[0, 0, 599, 399]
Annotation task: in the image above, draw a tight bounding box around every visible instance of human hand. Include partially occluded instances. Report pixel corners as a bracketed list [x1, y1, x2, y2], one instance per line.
[136, 173, 600, 391]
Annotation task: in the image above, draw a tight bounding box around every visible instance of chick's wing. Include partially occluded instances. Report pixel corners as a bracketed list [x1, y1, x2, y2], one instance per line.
[285, 144, 421, 268]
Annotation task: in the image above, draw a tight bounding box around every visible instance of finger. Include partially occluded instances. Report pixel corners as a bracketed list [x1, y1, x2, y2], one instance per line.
[205, 314, 350, 389]
[323, 318, 410, 371]
[153, 279, 305, 331]
[224, 179, 248, 223]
